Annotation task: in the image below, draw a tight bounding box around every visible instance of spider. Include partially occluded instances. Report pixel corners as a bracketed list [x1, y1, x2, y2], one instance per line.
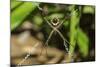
[37, 4, 74, 54]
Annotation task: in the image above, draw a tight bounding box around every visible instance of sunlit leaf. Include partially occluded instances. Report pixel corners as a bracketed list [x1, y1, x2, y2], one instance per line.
[11, 2, 39, 31]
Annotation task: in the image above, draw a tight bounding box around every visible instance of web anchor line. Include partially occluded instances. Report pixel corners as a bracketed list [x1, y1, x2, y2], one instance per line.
[17, 42, 39, 66]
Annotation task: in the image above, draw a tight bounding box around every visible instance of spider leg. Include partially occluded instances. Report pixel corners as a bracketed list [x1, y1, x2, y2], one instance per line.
[55, 29, 74, 48]
[36, 4, 52, 28]
[44, 17, 54, 28]
[36, 4, 43, 11]
[56, 18, 66, 29]
[37, 5, 56, 56]
[45, 30, 55, 46]
[49, 26, 73, 52]
[36, 4, 54, 29]
[42, 30, 55, 56]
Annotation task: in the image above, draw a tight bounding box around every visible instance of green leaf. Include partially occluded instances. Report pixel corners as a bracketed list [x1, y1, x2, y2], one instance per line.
[11, 1, 23, 10]
[68, 6, 82, 62]
[77, 28, 89, 57]
[69, 5, 81, 55]
[11, 2, 39, 31]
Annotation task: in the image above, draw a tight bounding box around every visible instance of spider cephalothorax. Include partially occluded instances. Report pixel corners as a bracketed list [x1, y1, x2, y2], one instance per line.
[51, 17, 60, 26]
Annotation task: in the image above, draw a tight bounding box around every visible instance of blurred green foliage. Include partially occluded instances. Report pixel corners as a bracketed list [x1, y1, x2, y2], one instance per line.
[11, 0, 95, 61]
[11, 1, 39, 30]
[11, 1, 23, 10]
[77, 28, 89, 57]
[83, 6, 95, 14]
[69, 5, 81, 59]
